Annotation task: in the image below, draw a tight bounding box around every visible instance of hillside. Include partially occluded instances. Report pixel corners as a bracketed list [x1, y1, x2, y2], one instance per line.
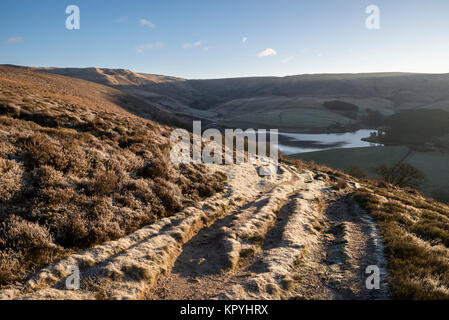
[0, 156, 390, 300]
[25, 66, 449, 132]
[0, 66, 225, 286]
[1, 66, 449, 300]
[2, 153, 449, 300]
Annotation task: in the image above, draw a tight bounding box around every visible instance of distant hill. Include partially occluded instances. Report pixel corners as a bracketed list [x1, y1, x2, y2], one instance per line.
[6, 65, 449, 132]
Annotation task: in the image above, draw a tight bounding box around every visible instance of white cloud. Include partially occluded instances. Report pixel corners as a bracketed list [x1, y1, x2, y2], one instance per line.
[258, 48, 277, 57]
[242, 37, 248, 44]
[281, 56, 294, 63]
[7, 36, 23, 44]
[183, 41, 202, 49]
[137, 41, 164, 53]
[139, 19, 155, 28]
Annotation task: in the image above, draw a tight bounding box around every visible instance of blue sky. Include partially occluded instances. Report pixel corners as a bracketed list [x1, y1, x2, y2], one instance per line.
[1, 0, 449, 79]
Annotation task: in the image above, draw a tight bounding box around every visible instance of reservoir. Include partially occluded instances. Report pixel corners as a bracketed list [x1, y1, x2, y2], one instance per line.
[275, 129, 382, 155]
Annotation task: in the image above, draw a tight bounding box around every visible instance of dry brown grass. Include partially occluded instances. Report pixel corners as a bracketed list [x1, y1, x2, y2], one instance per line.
[0, 66, 226, 287]
[280, 154, 349, 179]
[282, 152, 449, 299]
[354, 186, 449, 299]
[333, 178, 348, 191]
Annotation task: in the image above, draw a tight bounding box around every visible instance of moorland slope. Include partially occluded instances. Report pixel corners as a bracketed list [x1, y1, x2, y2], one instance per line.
[26, 66, 449, 132]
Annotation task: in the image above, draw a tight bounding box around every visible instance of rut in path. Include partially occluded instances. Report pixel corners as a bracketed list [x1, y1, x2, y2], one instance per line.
[0, 162, 388, 300]
[0, 162, 296, 300]
[147, 181, 389, 300]
[146, 186, 297, 300]
[288, 194, 389, 300]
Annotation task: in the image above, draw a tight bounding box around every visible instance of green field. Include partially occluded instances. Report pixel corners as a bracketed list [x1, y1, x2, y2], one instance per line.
[291, 146, 410, 174]
[234, 108, 351, 128]
[406, 151, 449, 199]
[292, 146, 449, 202]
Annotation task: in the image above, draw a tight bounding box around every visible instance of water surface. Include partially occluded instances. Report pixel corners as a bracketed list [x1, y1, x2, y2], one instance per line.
[275, 129, 382, 155]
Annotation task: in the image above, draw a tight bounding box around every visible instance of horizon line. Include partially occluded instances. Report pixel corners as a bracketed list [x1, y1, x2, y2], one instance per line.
[2, 63, 449, 81]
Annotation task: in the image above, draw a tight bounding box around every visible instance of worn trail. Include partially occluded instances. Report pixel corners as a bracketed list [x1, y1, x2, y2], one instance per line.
[0, 162, 388, 300]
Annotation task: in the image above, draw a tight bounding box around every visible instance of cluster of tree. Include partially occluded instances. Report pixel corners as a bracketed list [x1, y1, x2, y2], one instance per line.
[323, 100, 359, 120]
[373, 163, 425, 188]
[347, 163, 425, 189]
[384, 109, 449, 145]
[323, 100, 359, 112]
[362, 108, 384, 127]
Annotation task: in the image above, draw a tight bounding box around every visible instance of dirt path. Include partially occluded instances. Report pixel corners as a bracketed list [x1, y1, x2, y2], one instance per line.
[289, 194, 388, 300]
[0, 162, 388, 300]
[146, 193, 278, 300]
[146, 167, 302, 300]
[147, 176, 388, 300]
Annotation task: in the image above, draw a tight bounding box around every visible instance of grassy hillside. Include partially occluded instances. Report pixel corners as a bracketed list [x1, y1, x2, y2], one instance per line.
[24, 67, 449, 132]
[354, 186, 449, 299]
[2, 66, 449, 300]
[292, 146, 449, 203]
[221, 105, 354, 130]
[406, 151, 449, 200]
[283, 157, 449, 299]
[291, 146, 410, 173]
[0, 66, 225, 286]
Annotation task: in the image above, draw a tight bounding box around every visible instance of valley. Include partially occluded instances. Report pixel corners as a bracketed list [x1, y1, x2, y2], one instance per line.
[2, 0, 449, 306]
[1, 66, 449, 300]
[19, 66, 449, 133]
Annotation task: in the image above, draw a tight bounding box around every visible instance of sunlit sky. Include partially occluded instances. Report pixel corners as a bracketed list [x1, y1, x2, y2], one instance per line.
[1, 0, 449, 79]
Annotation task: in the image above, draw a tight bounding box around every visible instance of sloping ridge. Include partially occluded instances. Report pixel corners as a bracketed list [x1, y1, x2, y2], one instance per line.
[1, 65, 194, 128]
[0, 66, 226, 295]
[18, 66, 449, 133]
[27, 66, 449, 112]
